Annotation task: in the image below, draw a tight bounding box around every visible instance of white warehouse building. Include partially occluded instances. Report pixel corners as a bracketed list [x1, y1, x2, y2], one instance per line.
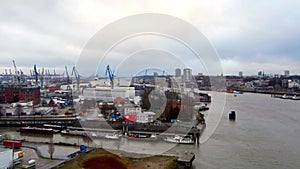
[136, 111, 156, 123]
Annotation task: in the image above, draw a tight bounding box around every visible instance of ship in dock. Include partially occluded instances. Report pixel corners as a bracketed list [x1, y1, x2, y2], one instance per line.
[20, 126, 54, 135]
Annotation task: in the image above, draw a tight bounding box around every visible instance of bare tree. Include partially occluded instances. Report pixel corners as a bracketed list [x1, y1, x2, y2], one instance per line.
[48, 137, 55, 159]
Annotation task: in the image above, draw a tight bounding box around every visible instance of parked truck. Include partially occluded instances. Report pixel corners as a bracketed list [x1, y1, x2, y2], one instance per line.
[13, 151, 24, 165]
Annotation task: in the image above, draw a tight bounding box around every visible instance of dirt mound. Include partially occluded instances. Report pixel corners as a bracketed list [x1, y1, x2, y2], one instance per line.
[82, 155, 127, 169]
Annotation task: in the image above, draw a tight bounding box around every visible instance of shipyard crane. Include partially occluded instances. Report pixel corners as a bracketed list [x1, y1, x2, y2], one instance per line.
[5, 69, 9, 80]
[105, 65, 115, 89]
[65, 66, 70, 83]
[12, 60, 20, 84]
[65, 66, 71, 90]
[19, 69, 25, 83]
[33, 65, 39, 86]
[40, 68, 44, 88]
[71, 66, 80, 94]
[53, 69, 57, 81]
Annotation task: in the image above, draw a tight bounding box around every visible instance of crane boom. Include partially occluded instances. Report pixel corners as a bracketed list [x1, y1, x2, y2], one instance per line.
[65, 66, 70, 84]
[105, 65, 115, 89]
[12, 60, 20, 84]
[71, 66, 80, 94]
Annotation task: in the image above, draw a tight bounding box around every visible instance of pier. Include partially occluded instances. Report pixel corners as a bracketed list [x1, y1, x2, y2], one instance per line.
[162, 151, 195, 168]
[0, 115, 77, 126]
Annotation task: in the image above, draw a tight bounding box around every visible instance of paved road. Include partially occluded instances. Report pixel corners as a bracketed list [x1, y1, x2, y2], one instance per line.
[16, 147, 64, 169]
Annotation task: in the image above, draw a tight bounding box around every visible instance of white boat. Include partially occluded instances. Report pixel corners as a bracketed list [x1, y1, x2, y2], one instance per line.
[104, 133, 121, 140]
[126, 133, 158, 141]
[164, 135, 194, 144]
[292, 95, 300, 100]
[281, 94, 290, 99]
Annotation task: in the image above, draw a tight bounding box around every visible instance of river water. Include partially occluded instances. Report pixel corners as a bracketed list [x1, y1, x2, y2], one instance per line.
[1, 92, 300, 168]
[192, 92, 300, 169]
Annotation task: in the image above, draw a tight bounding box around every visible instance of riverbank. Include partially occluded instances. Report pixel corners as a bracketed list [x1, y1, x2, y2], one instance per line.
[56, 148, 177, 169]
[241, 89, 300, 96]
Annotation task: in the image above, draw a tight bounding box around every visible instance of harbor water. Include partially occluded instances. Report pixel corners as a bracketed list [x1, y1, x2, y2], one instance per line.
[1, 92, 300, 168]
[192, 92, 300, 169]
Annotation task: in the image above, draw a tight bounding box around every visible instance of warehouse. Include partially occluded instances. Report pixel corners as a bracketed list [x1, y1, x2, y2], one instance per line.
[0, 148, 13, 169]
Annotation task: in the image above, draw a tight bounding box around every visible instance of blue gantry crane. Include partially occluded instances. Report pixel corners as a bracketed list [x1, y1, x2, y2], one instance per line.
[65, 66, 71, 90]
[65, 66, 70, 83]
[105, 65, 115, 89]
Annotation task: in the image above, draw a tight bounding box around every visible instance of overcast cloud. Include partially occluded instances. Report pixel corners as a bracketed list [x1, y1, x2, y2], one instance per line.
[0, 0, 299, 76]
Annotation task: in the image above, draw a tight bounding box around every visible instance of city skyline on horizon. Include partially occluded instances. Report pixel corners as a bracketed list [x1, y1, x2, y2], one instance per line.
[0, 64, 298, 78]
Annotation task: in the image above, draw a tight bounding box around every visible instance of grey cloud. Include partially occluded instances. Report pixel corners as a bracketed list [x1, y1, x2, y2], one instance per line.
[0, 0, 299, 76]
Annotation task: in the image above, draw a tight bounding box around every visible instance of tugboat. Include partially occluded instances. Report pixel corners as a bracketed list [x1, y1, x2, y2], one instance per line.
[229, 111, 236, 121]
[164, 135, 194, 144]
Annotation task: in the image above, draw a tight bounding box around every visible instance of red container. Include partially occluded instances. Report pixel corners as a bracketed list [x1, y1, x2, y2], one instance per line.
[3, 140, 22, 149]
[124, 114, 136, 122]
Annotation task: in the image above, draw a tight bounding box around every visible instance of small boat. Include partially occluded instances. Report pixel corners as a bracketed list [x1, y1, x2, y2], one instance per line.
[89, 132, 101, 138]
[291, 95, 300, 100]
[61, 129, 87, 137]
[229, 111, 236, 121]
[271, 94, 283, 98]
[164, 135, 194, 144]
[198, 105, 209, 111]
[126, 133, 158, 141]
[104, 133, 121, 140]
[281, 94, 291, 99]
[233, 90, 242, 94]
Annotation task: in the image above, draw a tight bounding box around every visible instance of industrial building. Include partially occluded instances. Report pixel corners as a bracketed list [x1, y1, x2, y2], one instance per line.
[0, 84, 40, 105]
[81, 87, 135, 101]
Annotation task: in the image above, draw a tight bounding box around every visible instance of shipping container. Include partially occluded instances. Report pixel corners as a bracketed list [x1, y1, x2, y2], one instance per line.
[3, 140, 22, 149]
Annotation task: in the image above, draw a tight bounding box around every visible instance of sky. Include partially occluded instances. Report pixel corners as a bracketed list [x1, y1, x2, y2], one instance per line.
[0, 0, 299, 77]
